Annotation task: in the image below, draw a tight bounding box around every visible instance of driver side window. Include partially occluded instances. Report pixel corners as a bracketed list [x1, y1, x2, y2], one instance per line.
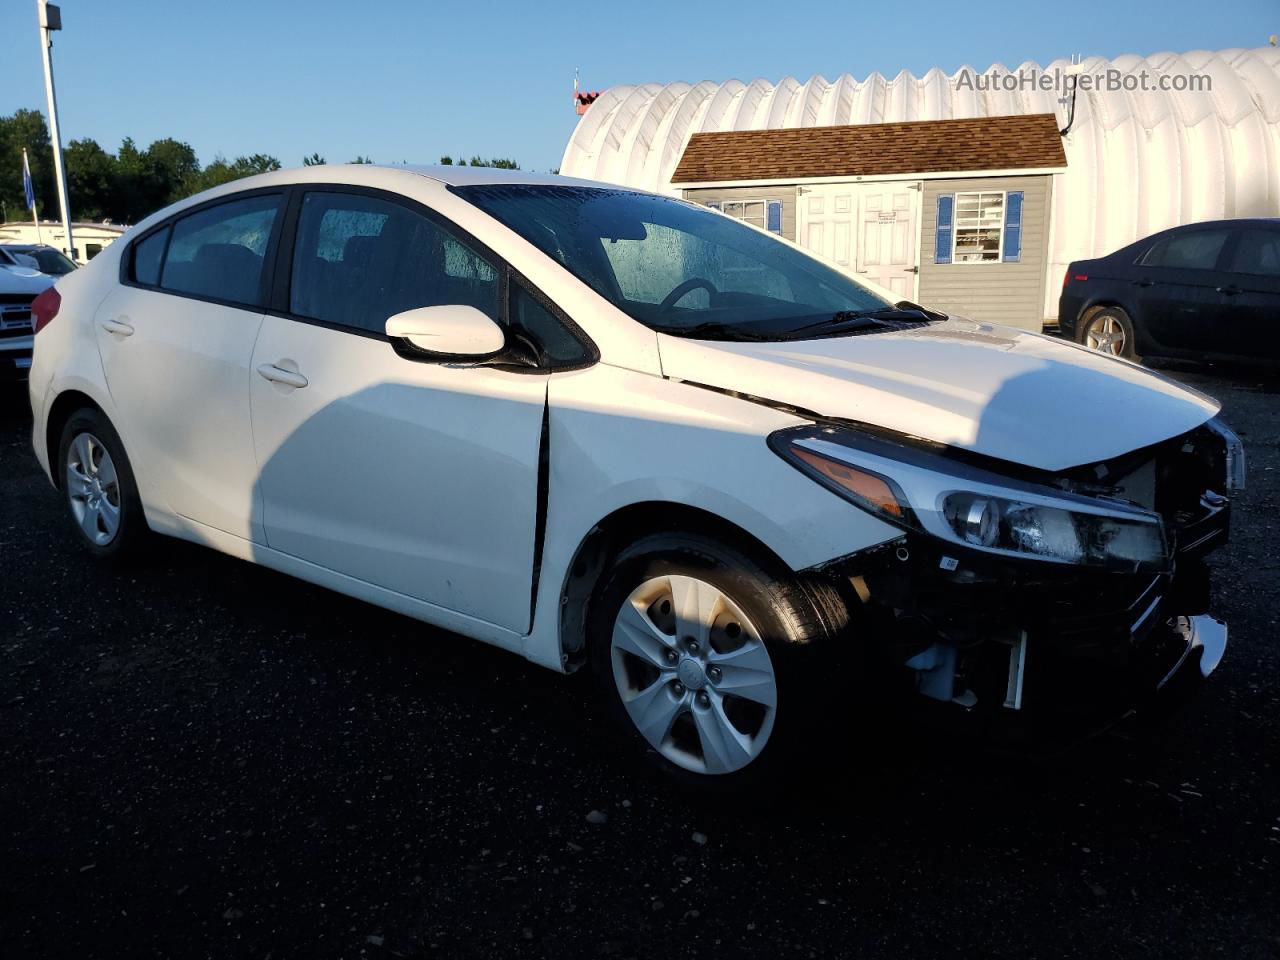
[290, 191, 499, 335]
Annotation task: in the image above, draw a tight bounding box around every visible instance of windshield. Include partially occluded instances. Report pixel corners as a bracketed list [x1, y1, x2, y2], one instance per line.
[3, 247, 76, 275]
[452, 185, 899, 341]
[26, 247, 77, 275]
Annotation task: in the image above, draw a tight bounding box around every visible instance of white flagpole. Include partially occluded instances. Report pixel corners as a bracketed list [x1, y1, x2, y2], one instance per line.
[37, 0, 73, 260]
[24, 149, 44, 245]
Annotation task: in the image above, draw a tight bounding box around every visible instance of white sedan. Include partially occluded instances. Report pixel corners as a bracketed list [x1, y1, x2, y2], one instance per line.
[27, 165, 1239, 789]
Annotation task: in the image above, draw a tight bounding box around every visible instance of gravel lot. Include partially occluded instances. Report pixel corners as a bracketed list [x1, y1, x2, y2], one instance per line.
[1, 365, 1278, 960]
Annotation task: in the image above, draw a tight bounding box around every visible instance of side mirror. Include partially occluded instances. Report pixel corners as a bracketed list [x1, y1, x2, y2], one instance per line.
[385, 305, 505, 360]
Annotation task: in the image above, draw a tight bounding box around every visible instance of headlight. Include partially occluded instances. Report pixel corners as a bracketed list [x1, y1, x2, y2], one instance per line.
[770, 426, 1170, 574]
[1205, 416, 1246, 492]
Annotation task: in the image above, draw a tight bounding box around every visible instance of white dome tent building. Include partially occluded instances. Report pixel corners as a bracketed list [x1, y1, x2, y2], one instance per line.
[561, 48, 1280, 329]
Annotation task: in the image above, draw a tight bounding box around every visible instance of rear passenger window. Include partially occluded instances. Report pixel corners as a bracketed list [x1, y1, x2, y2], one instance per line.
[160, 194, 281, 306]
[1142, 230, 1229, 270]
[290, 191, 499, 334]
[1228, 230, 1280, 277]
[131, 227, 169, 286]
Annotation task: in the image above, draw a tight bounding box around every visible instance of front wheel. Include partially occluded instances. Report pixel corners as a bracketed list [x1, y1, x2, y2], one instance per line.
[588, 531, 848, 791]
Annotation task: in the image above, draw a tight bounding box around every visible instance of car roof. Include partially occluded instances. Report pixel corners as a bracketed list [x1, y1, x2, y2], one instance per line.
[394, 164, 623, 190]
[1164, 218, 1280, 231]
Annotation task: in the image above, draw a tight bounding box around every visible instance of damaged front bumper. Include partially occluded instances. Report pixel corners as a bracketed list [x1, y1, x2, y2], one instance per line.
[816, 492, 1230, 736]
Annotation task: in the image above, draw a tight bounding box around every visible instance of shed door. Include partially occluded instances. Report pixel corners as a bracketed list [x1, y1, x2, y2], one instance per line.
[799, 182, 920, 299]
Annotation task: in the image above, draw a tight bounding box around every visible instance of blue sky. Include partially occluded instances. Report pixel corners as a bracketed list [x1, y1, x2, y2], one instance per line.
[1, 0, 1274, 174]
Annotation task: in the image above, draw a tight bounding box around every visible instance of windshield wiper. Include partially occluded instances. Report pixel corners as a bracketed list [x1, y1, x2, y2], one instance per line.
[654, 321, 773, 342]
[784, 306, 936, 338]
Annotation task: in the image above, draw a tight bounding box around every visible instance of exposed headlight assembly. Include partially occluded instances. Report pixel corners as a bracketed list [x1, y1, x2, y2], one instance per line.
[770, 426, 1170, 574]
[1205, 416, 1246, 492]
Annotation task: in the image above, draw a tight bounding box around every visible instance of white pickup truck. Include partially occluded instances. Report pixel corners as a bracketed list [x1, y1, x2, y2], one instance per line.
[0, 247, 55, 379]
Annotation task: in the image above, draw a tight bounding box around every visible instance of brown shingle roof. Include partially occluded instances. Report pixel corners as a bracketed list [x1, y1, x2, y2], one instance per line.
[670, 114, 1066, 183]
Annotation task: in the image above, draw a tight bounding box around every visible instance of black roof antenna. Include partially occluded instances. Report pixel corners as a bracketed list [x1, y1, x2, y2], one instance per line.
[1059, 53, 1083, 137]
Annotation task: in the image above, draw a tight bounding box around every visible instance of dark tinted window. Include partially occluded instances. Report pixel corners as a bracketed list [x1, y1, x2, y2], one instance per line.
[161, 194, 281, 306]
[131, 228, 169, 286]
[452, 185, 891, 342]
[290, 191, 498, 334]
[15, 246, 77, 275]
[1142, 230, 1230, 270]
[510, 283, 588, 365]
[1228, 229, 1280, 277]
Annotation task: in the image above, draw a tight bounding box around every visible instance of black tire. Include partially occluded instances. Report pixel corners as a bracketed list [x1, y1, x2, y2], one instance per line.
[587, 530, 852, 794]
[1078, 306, 1140, 361]
[56, 407, 150, 561]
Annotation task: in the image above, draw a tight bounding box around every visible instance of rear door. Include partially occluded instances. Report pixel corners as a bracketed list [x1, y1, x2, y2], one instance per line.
[94, 191, 283, 541]
[248, 188, 549, 633]
[1219, 226, 1280, 361]
[1129, 227, 1232, 355]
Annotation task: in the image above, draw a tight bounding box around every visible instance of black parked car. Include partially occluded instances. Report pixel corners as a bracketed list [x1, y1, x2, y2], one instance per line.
[1059, 219, 1280, 364]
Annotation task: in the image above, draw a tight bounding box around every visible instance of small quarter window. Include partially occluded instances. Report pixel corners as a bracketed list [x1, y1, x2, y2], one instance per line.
[131, 227, 169, 286]
[509, 283, 589, 366]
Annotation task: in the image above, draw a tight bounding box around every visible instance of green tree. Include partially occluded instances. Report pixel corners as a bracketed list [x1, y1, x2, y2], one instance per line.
[439, 155, 453, 165]
[64, 138, 115, 221]
[146, 138, 200, 205]
[467, 156, 519, 170]
[0, 109, 55, 222]
[349, 155, 374, 165]
[303, 152, 326, 166]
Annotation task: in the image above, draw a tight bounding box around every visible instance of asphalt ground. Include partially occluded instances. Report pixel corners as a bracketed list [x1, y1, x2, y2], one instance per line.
[1, 363, 1278, 959]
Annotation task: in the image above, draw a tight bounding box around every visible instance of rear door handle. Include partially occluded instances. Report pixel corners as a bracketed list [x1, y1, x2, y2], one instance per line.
[256, 363, 308, 389]
[1216, 285, 1242, 296]
[100, 318, 134, 337]
[1132, 279, 1156, 288]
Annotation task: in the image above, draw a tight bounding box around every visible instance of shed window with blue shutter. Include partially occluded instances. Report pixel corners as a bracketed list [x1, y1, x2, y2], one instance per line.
[934, 194, 955, 264]
[766, 200, 782, 234]
[1002, 191, 1024, 262]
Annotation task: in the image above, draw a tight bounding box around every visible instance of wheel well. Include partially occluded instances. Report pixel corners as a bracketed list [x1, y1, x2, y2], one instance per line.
[44, 390, 104, 488]
[1077, 301, 1128, 334]
[556, 502, 841, 672]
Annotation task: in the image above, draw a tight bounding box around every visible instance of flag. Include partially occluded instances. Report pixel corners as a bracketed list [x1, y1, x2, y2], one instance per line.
[22, 151, 36, 211]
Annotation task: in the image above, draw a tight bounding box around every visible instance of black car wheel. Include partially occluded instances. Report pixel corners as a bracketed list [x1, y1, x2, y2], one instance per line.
[588, 530, 853, 793]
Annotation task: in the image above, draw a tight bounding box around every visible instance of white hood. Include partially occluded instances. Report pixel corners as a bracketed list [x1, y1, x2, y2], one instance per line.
[657, 318, 1219, 472]
[0, 263, 55, 296]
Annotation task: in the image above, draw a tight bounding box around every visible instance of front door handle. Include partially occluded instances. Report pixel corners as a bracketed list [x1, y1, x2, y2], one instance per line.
[1132, 279, 1156, 288]
[256, 363, 308, 389]
[100, 318, 134, 337]
[1216, 285, 1242, 296]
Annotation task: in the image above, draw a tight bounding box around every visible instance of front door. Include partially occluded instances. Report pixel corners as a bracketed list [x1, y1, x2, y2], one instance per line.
[248, 188, 546, 633]
[799, 183, 920, 298]
[1219, 226, 1280, 361]
[93, 191, 284, 541]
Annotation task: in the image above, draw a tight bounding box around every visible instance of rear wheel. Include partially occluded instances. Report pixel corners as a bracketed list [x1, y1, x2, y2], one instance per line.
[588, 531, 849, 791]
[1079, 307, 1139, 360]
[57, 408, 149, 560]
